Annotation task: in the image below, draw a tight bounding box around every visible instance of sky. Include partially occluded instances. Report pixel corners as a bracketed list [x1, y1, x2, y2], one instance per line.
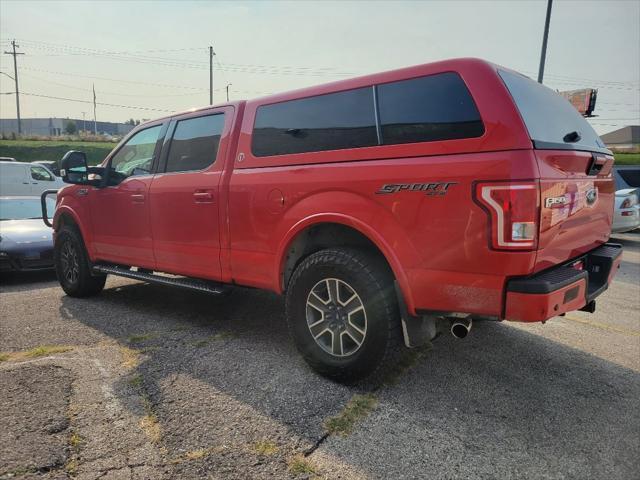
[0, 0, 638, 135]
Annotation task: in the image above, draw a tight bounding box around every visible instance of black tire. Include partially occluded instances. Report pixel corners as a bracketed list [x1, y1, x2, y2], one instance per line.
[55, 225, 106, 297]
[285, 248, 404, 383]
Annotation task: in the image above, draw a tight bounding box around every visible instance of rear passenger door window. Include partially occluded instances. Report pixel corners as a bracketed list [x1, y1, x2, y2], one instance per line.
[165, 114, 225, 173]
[252, 87, 377, 157]
[377, 72, 484, 145]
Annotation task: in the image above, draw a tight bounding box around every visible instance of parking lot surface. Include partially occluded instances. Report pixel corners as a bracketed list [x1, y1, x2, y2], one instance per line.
[1, 233, 639, 479]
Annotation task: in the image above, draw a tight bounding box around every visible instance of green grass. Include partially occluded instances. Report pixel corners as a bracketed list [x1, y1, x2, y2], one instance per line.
[253, 440, 279, 456]
[127, 333, 157, 343]
[614, 153, 640, 165]
[0, 345, 73, 362]
[324, 393, 378, 436]
[0, 139, 115, 165]
[287, 455, 317, 475]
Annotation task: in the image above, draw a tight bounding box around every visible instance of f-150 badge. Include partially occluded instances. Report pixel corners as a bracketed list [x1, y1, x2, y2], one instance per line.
[376, 182, 457, 196]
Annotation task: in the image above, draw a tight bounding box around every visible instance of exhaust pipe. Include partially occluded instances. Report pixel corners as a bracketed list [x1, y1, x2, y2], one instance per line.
[450, 317, 472, 339]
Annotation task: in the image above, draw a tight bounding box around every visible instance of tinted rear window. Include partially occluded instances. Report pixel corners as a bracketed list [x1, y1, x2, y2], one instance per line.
[618, 169, 640, 188]
[252, 87, 377, 157]
[377, 72, 484, 145]
[499, 69, 608, 153]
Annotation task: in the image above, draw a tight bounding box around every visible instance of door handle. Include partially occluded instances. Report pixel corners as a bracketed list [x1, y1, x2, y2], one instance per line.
[193, 191, 213, 203]
[131, 193, 145, 203]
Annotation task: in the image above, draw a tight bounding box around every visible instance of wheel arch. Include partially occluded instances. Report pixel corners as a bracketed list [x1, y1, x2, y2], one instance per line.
[276, 215, 416, 314]
[53, 206, 94, 259]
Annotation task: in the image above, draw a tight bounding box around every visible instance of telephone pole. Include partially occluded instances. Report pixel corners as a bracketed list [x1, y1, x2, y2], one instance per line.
[226, 83, 231, 102]
[537, 0, 553, 84]
[92, 84, 97, 135]
[209, 46, 215, 105]
[3, 40, 25, 135]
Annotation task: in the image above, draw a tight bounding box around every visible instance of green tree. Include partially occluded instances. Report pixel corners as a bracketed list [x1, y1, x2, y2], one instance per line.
[64, 120, 77, 135]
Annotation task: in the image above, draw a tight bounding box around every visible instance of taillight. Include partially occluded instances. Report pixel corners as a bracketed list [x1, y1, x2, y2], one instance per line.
[475, 182, 540, 251]
[620, 194, 638, 209]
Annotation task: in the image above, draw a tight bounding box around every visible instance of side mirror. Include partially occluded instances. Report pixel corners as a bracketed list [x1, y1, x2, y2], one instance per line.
[60, 150, 89, 184]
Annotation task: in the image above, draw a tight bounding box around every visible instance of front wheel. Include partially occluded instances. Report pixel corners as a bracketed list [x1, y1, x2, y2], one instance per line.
[55, 225, 106, 297]
[285, 248, 403, 383]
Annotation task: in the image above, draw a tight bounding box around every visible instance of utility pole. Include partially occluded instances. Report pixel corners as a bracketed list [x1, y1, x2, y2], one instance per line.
[92, 84, 97, 135]
[3, 40, 25, 135]
[537, 0, 553, 84]
[226, 83, 232, 102]
[209, 46, 215, 105]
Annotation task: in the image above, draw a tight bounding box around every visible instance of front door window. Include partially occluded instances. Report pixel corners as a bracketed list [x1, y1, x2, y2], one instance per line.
[110, 125, 162, 179]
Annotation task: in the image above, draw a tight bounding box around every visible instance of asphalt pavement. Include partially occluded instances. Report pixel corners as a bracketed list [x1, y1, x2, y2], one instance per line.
[1, 232, 638, 479]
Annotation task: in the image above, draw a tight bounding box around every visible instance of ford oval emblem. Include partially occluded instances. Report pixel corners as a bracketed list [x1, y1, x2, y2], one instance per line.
[586, 188, 598, 206]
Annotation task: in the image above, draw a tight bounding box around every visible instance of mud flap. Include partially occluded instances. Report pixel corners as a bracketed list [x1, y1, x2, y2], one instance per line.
[394, 281, 438, 348]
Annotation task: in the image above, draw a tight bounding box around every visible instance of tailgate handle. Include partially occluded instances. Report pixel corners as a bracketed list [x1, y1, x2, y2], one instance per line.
[587, 154, 606, 176]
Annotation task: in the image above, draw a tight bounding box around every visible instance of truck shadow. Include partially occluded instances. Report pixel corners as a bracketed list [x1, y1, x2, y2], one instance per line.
[58, 280, 640, 478]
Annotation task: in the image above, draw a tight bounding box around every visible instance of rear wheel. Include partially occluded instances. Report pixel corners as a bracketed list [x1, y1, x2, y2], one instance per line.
[55, 225, 106, 297]
[285, 248, 403, 383]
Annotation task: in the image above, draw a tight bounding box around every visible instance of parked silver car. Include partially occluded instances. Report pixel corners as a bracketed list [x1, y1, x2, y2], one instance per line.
[613, 166, 639, 233]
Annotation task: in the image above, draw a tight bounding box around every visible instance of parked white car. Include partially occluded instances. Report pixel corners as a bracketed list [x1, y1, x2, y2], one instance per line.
[613, 166, 639, 233]
[0, 161, 65, 196]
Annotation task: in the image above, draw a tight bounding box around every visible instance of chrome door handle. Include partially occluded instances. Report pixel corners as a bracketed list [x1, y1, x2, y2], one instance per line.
[193, 191, 213, 203]
[131, 193, 145, 203]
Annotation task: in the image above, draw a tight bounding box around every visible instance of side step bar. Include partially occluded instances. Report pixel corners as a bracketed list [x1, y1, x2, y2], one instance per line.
[92, 264, 226, 295]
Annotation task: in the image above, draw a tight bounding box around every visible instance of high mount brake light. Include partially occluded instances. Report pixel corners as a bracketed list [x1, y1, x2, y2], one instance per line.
[476, 182, 540, 251]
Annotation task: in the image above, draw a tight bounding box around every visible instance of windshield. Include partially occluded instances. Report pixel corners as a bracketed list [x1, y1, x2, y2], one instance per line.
[498, 69, 609, 154]
[0, 197, 55, 221]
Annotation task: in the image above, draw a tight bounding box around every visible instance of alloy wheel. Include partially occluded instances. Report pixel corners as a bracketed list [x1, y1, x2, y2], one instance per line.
[306, 278, 367, 357]
[60, 241, 80, 285]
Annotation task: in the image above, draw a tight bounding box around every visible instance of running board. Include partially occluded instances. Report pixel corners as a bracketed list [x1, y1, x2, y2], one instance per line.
[92, 264, 226, 295]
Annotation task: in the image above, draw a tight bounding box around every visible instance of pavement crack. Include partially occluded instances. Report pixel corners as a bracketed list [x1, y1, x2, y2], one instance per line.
[303, 432, 329, 456]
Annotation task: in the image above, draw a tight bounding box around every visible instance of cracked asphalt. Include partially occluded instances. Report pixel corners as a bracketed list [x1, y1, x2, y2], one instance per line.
[1, 232, 639, 479]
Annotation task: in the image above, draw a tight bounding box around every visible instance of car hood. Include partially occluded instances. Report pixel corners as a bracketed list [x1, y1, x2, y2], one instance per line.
[0, 219, 53, 246]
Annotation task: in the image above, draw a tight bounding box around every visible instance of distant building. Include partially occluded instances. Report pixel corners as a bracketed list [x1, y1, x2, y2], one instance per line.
[600, 125, 640, 151]
[0, 118, 134, 137]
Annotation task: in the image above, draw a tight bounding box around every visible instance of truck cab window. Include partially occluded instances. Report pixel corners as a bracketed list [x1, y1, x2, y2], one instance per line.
[165, 114, 225, 173]
[110, 125, 162, 178]
[30, 165, 54, 181]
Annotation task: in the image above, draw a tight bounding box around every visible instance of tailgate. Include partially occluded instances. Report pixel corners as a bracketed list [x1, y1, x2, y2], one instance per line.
[497, 68, 616, 272]
[535, 150, 615, 272]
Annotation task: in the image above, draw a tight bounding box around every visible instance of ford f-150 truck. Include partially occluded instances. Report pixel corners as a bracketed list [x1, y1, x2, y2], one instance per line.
[43, 58, 622, 382]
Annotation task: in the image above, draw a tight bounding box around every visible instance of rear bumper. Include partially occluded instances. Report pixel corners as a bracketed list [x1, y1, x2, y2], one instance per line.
[504, 243, 622, 322]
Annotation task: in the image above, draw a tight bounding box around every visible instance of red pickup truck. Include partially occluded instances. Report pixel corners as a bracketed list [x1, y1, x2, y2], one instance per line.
[44, 58, 622, 382]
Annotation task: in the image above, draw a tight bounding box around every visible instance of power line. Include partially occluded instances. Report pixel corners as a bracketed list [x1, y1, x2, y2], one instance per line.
[21, 92, 176, 113]
[20, 72, 205, 97]
[18, 67, 273, 95]
[20, 66, 209, 90]
[11, 39, 355, 76]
